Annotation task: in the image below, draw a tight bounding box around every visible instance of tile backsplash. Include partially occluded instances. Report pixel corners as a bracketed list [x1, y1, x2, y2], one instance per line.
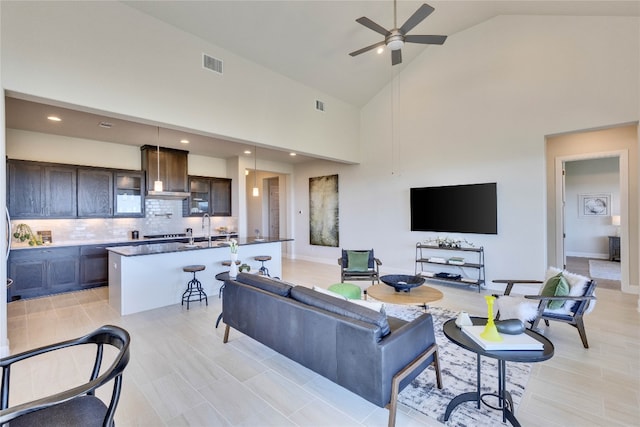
[10, 199, 237, 244]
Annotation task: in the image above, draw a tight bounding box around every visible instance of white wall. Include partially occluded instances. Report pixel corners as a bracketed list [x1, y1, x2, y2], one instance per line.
[565, 158, 620, 258]
[0, 1, 360, 163]
[293, 16, 639, 289]
[7, 129, 229, 178]
[1, 2, 638, 292]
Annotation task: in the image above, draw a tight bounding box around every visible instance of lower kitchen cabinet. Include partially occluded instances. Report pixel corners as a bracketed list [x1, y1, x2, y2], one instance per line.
[8, 247, 80, 300]
[80, 245, 109, 288]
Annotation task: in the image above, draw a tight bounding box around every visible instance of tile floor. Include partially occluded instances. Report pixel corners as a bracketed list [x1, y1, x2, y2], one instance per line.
[5, 258, 640, 426]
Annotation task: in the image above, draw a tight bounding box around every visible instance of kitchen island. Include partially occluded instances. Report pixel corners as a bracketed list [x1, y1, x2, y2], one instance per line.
[107, 237, 291, 315]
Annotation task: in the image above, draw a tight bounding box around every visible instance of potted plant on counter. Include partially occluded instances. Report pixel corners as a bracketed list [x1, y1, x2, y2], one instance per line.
[13, 223, 43, 246]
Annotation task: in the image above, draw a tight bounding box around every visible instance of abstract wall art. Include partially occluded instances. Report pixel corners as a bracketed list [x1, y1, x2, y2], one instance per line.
[309, 174, 339, 246]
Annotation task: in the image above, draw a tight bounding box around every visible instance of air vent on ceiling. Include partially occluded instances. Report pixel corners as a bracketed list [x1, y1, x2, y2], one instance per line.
[203, 53, 223, 74]
[315, 100, 325, 112]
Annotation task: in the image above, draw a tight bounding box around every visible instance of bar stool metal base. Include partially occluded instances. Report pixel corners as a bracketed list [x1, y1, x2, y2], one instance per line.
[182, 265, 208, 310]
[254, 256, 272, 277]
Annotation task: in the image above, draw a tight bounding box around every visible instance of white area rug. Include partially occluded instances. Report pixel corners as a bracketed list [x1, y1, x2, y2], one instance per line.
[589, 259, 621, 281]
[384, 304, 532, 427]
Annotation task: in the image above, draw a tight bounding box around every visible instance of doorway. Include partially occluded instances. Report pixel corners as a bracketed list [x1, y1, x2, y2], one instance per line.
[562, 156, 622, 289]
[547, 124, 636, 294]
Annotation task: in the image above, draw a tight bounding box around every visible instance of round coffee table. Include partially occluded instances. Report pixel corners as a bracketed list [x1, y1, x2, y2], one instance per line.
[366, 283, 443, 307]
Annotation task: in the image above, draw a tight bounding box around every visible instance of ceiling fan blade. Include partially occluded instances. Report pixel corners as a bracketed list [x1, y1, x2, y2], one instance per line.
[356, 16, 391, 36]
[391, 49, 402, 65]
[349, 41, 386, 57]
[400, 3, 435, 34]
[405, 34, 447, 45]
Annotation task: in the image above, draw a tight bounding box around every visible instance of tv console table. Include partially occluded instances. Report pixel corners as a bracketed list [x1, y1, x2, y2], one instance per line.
[415, 242, 485, 292]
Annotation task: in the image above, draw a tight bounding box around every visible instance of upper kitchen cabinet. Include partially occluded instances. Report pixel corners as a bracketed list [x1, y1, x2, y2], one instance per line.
[8, 160, 145, 219]
[114, 171, 144, 217]
[77, 168, 113, 217]
[141, 145, 189, 195]
[184, 176, 232, 217]
[8, 160, 76, 218]
[210, 177, 232, 216]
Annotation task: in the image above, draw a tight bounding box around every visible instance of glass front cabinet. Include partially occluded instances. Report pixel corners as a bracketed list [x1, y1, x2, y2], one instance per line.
[114, 171, 144, 217]
[185, 176, 231, 217]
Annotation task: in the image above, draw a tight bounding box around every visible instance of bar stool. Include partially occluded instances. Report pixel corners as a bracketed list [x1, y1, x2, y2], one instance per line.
[214, 271, 229, 329]
[254, 255, 272, 276]
[181, 265, 208, 309]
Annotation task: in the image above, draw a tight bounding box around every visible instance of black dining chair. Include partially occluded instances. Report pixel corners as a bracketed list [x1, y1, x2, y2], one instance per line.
[0, 325, 131, 427]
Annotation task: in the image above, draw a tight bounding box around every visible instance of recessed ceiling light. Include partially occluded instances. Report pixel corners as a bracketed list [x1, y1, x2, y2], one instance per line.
[180, 139, 189, 144]
[244, 150, 252, 155]
[47, 116, 61, 122]
[289, 152, 297, 156]
[98, 121, 113, 129]
[376, 47, 384, 54]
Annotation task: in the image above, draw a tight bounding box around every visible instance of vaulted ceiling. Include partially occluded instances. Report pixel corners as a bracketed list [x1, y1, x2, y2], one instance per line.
[124, 0, 640, 107]
[6, 1, 639, 163]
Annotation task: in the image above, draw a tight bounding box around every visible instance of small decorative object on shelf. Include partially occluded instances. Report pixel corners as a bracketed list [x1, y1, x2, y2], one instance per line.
[448, 256, 465, 265]
[480, 296, 502, 342]
[423, 236, 475, 249]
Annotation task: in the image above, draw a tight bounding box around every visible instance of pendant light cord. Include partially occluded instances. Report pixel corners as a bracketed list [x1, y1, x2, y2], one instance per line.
[156, 127, 161, 183]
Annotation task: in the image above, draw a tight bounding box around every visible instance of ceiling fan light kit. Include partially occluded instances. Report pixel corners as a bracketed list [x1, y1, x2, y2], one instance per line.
[350, 1, 447, 65]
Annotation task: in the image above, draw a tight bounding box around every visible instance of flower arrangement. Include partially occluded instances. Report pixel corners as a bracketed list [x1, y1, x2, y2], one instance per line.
[229, 238, 238, 254]
[423, 236, 475, 249]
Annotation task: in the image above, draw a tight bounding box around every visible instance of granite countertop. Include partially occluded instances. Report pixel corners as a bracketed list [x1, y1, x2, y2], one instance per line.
[106, 237, 292, 257]
[9, 234, 257, 251]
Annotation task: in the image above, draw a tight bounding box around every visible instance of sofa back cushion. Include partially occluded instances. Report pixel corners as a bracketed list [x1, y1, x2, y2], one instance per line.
[235, 273, 292, 297]
[290, 286, 390, 340]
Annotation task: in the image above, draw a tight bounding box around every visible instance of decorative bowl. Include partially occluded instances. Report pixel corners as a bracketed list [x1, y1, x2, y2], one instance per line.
[380, 274, 425, 292]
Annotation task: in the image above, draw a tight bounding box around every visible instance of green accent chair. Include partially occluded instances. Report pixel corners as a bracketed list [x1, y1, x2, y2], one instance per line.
[338, 249, 381, 285]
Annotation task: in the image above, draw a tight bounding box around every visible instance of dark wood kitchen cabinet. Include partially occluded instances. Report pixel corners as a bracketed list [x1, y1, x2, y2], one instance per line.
[77, 168, 113, 217]
[8, 247, 80, 300]
[80, 245, 109, 288]
[8, 160, 76, 218]
[184, 176, 232, 216]
[141, 145, 189, 193]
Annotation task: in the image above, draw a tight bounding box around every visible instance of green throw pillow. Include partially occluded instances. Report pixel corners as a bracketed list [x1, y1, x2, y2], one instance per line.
[346, 251, 370, 272]
[541, 273, 570, 309]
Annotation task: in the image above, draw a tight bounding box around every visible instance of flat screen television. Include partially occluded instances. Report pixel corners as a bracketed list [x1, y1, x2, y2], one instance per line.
[410, 183, 497, 234]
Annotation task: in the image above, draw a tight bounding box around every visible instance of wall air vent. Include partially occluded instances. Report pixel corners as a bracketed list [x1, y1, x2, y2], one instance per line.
[203, 53, 223, 74]
[315, 100, 325, 112]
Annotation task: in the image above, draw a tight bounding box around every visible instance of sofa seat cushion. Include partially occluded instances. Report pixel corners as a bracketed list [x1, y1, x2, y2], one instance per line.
[290, 286, 391, 340]
[235, 273, 292, 296]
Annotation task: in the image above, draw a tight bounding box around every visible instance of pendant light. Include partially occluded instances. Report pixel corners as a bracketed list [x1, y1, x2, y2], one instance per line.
[252, 146, 259, 197]
[153, 127, 163, 192]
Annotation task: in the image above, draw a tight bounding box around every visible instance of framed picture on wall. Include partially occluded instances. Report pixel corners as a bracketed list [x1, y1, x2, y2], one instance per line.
[579, 193, 610, 217]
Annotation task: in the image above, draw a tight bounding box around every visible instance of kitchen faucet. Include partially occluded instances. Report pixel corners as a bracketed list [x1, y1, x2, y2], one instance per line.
[202, 213, 211, 247]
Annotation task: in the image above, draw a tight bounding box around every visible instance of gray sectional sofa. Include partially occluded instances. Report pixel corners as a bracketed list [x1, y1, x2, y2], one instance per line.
[222, 273, 442, 426]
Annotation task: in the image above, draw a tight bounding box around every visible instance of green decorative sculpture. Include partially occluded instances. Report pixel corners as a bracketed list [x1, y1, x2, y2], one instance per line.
[480, 295, 503, 342]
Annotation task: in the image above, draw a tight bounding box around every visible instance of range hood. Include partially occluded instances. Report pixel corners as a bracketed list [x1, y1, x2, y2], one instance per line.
[141, 145, 190, 200]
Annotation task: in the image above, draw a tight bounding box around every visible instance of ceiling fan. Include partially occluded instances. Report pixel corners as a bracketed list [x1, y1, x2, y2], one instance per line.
[349, 1, 447, 66]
